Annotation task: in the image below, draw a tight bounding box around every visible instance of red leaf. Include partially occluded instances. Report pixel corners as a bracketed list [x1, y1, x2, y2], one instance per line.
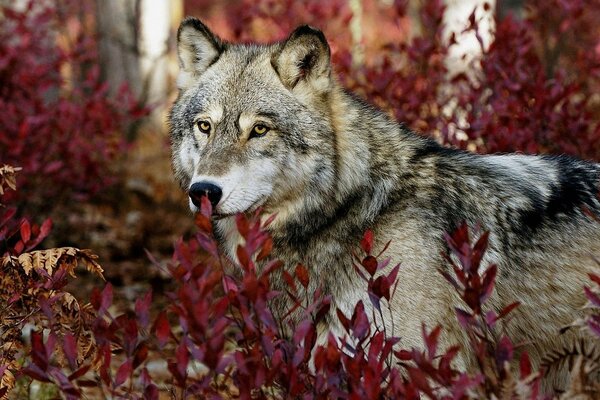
[38, 218, 52, 241]
[455, 307, 473, 328]
[114, 359, 132, 387]
[144, 384, 159, 400]
[175, 342, 189, 380]
[200, 195, 212, 217]
[135, 290, 152, 327]
[194, 213, 212, 233]
[395, 349, 413, 361]
[351, 301, 370, 340]
[480, 264, 497, 303]
[0, 208, 16, 228]
[75, 379, 98, 387]
[235, 213, 250, 238]
[314, 295, 331, 322]
[589, 273, 600, 287]
[439, 269, 460, 290]
[295, 264, 309, 288]
[13, 240, 25, 255]
[99, 283, 113, 316]
[282, 270, 297, 293]
[22, 365, 51, 383]
[370, 276, 391, 300]
[360, 230, 374, 254]
[519, 351, 532, 378]
[336, 307, 351, 331]
[20, 219, 31, 243]
[262, 259, 283, 276]
[471, 232, 490, 272]
[496, 336, 514, 367]
[362, 255, 378, 276]
[386, 263, 400, 285]
[424, 325, 441, 359]
[587, 319, 600, 338]
[222, 275, 239, 294]
[584, 286, 600, 307]
[134, 344, 149, 368]
[236, 245, 252, 271]
[497, 301, 520, 320]
[154, 312, 170, 348]
[90, 287, 101, 311]
[30, 331, 48, 370]
[68, 365, 91, 381]
[408, 368, 434, 397]
[63, 333, 77, 370]
[256, 236, 273, 261]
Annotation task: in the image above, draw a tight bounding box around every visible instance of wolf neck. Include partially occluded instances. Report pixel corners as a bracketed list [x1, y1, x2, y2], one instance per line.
[270, 85, 417, 247]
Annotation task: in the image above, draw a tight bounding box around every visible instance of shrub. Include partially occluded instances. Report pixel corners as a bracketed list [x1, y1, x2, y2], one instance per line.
[0, 0, 146, 215]
[0, 193, 587, 398]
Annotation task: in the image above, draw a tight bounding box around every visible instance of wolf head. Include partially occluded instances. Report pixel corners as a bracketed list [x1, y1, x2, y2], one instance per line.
[169, 18, 342, 218]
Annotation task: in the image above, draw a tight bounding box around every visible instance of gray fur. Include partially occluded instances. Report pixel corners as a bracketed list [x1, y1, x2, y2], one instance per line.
[169, 18, 600, 390]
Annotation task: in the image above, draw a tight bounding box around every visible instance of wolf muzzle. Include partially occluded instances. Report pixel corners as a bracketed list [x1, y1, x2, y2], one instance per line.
[189, 182, 222, 209]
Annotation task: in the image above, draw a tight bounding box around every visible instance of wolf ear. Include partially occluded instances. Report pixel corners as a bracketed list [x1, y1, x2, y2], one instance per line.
[176, 17, 224, 90]
[272, 25, 331, 92]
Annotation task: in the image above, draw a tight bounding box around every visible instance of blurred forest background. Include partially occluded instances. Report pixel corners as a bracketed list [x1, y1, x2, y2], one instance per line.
[1, 0, 599, 311]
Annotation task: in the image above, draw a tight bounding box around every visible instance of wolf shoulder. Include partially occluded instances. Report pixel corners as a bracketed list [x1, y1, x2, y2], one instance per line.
[386, 135, 600, 238]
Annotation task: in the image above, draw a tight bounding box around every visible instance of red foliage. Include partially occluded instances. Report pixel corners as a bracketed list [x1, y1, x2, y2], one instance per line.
[0, 1, 146, 213]
[8, 203, 553, 398]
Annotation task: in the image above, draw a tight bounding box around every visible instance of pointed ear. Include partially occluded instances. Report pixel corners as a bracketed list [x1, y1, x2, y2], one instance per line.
[272, 25, 331, 92]
[176, 17, 225, 90]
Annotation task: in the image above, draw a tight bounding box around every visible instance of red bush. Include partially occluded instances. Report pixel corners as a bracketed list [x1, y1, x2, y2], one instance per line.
[0, 1, 146, 213]
[4, 197, 552, 399]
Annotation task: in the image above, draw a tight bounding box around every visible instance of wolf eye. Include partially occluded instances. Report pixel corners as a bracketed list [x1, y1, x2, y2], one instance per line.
[196, 120, 211, 135]
[250, 124, 270, 138]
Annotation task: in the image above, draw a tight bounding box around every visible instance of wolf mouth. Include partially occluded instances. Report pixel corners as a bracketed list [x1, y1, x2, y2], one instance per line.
[211, 195, 267, 219]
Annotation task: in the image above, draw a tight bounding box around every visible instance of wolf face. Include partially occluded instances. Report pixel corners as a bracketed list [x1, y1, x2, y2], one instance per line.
[169, 18, 339, 218]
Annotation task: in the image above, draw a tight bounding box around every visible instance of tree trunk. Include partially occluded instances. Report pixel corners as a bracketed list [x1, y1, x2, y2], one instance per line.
[443, 0, 496, 77]
[96, 0, 143, 100]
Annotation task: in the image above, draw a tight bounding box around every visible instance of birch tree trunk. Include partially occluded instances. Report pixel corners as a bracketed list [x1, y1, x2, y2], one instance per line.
[96, 0, 143, 100]
[96, 0, 180, 124]
[443, 0, 496, 77]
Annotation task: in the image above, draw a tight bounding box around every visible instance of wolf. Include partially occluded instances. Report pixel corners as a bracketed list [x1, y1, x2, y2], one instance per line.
[169, 17, 600, 389]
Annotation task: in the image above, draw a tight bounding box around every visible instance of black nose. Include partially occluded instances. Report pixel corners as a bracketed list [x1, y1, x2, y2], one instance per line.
[189, 182, 222, 209]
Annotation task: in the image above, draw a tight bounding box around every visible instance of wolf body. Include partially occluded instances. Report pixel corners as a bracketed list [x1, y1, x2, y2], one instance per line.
[169, 18, 600, 388]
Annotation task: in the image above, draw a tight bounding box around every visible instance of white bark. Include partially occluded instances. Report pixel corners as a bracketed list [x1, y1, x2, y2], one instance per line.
[139, 0, 172, 105]
[96, 0, 180, 111]
[443, 0, 496, 77]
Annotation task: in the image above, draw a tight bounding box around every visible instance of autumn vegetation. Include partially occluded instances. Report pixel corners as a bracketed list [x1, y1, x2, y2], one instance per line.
[1, 0, 600, 398]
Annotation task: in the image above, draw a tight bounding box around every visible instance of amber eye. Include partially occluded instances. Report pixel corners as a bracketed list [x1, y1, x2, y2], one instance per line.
[250, 124, 270, 138]
[196, 120, 211, 135]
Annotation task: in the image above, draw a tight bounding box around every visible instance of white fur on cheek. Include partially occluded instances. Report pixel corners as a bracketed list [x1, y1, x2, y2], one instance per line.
[178, 136, 200, 178]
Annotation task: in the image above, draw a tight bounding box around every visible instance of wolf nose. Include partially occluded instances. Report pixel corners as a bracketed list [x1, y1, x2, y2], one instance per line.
[189, 182, 222, 209]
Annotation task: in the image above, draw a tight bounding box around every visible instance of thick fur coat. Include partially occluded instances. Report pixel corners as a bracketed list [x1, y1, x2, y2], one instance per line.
[169, 18, 600, 389]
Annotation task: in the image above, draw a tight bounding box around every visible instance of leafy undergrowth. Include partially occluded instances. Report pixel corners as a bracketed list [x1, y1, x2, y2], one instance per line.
[1, 168, 599, 399]
[0, 1, 147, 216]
